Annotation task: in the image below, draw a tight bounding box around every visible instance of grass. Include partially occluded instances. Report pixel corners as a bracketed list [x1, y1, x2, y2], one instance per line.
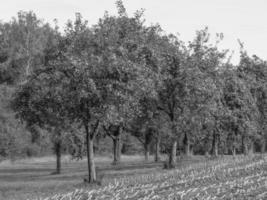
[0, 154, 266, 200]
[0, 155, 168, 200]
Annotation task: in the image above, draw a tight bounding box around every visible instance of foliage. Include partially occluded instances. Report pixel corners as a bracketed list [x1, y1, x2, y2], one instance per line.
[0, 1, 266, 171]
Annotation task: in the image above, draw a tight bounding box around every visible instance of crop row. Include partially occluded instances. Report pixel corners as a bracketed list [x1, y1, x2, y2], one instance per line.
[39, 155, 267, 200]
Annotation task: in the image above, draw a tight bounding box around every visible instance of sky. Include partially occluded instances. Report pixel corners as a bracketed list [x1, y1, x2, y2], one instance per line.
[1, 0, 267, 64]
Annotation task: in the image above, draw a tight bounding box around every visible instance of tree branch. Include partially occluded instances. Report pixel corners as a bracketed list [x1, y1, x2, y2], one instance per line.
[103, 125, 115, 140]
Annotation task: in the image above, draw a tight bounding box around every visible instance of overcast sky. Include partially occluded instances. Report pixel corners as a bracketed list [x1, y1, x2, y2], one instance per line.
[1, 0, 267, 64]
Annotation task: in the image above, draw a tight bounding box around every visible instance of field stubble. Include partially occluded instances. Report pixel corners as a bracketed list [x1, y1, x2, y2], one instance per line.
[40, 155, 267, 200]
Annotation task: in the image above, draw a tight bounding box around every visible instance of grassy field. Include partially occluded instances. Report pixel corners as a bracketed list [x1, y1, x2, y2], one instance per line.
[0, 155, 169, 200]
[0, 155, 266, 200]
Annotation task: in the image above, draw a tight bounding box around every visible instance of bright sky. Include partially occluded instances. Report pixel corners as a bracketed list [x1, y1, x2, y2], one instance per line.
[1, 0, 267, 64]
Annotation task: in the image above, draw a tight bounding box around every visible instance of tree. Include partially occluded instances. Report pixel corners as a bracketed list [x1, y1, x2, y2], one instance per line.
[12, 51, 72, 174]
[186, 29, 230, 157]
[10, 19, 73, 173]
[156, 44, 186, 166]
[93, 1, 165, 165]
[156, 29, 222, 165]
[237, 50, 267, 154]
[48, 3, 159, 181]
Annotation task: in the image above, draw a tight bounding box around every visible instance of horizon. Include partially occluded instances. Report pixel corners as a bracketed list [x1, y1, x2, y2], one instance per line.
[1, 0, 267, 64]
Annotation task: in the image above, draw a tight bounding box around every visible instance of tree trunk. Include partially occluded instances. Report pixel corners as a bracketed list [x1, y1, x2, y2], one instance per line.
[86, 126, 96, 183]
[211, 131, 218, 157]
[185, 143, 190, 156]
[261, 138, 266, 154]
[232, 133, 236, 157]
[232, 146, 236, 157]
[242, 136, 249, 155]
[112, 135, 121, 165]
[154, 136, 161, 162]
[55, 141, 61, 174]
[184, 133, 191, 156]
[169, 140, 177, 168]
[248, 142, 254, 155]
[144, 142, 149, 162]
[116, 136, 121, 163]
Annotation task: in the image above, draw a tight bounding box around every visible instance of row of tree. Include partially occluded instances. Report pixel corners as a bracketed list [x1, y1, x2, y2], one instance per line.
[0, 1, 266, 183]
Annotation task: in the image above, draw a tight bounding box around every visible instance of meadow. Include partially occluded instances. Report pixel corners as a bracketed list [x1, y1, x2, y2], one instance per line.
[0, 155, 161, 200]
[0, 154, 266, 200]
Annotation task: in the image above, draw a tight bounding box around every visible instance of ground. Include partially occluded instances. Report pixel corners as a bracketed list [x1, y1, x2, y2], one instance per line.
[0, 154, 266, 200]
[0, 155, 167, 200]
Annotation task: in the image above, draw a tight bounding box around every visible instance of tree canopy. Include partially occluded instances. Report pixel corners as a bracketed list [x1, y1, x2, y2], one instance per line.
[0, 0, 266, 182]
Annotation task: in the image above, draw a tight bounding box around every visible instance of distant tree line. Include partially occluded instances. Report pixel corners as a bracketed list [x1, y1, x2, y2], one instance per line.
[0, 1, 266, 183]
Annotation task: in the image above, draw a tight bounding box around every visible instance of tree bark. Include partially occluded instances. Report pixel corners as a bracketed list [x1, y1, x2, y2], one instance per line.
[154, 136, 161, 162]
[112, 135, 121, 165]
[184, 133, 191, 156]
[204, 137, 210, 157]
[55, 141, 61, 174]
[248, 142, 254, 155]
[143, 127, 154, 162]
[106, 125, 122, 165]
[242, 136, 249, 155]
[211, 131, 218, 157]
[261, 138, 266, 154]
[232, 133, 236, 157]
[232, 146, 236, 157]
[185, 143, 190, 156]
[86, 125, 96, 183]
[169, 140, 177, 168]
[144, 142, 150, 162]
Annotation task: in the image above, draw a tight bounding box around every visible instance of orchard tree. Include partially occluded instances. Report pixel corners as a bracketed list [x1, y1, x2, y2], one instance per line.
[96, 1, 165, 165]
[12, 71, 72, 174]
[52, 2, 160, 182]
[156, 29, 221, 166]
[186, 28, 230, 157]
[237, 50, 267, 153]
[157, 41, 186, 167]
[11, 27, 73, 174]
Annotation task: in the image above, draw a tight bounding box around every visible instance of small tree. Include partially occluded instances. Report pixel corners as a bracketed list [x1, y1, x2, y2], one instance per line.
[12, 63, 71, 174]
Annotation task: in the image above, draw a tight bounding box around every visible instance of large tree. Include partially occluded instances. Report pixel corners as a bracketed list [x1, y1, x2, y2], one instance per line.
[156, 29, 223, 165]
[11, 26, 72, 173]
[46, 2, 159, 182]
[237, 50, 267, 154]
[187, 29, 230, 157]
